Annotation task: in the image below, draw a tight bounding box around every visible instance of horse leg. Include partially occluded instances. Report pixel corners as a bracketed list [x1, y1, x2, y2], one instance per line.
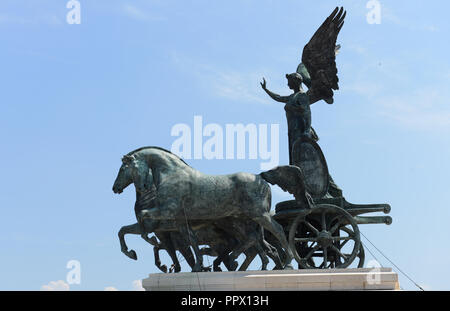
[188, 230, 204, 272]
[169, 231, 197, 272]
[225, 238, 252, 270]
[118, 223, 140, 260]
[212, 247, 225, 272]
[213, 258, 222, 272]
[199, 247, 217, 257]
[253, 226, 283, 270]
[140, 233, 168, 273]
[179, 244, 196, 271]
[131, 219, 169, 273]
[152, 242, 168, 273]
[139, 219, 159, 243]
[242, 231, 269, 271]
[239, 248, 257, 271]
[252, 213, 294, 269]
[178, 223, 204, 272]
[219, 223, 253, 268]
[138, 207, 162, 240]
[157, 232, 182, 273]
[198, 245, 223, 271]
[214, 244, 237, 272]
[136, 218, 159, 246]
[262, 239, 283, 270]
[265, 230, 287, 266]
[254, 240, 269, 270]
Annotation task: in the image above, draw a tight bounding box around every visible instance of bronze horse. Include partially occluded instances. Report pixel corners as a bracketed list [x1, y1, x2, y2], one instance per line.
[113, 146, 311, 271]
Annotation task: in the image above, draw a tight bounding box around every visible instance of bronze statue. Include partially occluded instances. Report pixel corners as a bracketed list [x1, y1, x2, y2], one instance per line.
[113, 7, 393, 273]
[261, 7, 345, 166]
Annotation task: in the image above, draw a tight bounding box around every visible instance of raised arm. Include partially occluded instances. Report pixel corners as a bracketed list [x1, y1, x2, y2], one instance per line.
[260, 78, 289, 103]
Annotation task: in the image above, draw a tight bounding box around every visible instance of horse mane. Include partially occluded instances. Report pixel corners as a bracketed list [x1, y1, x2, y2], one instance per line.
[126, 146, 191, 167]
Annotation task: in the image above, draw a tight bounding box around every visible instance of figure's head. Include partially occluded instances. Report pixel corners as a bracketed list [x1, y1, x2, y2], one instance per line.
[285, 73, 303, 91]
[112, 154, 152, 194]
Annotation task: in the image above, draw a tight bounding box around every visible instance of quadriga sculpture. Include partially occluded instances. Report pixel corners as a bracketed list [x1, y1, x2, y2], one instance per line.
[113, 146, 312, 271]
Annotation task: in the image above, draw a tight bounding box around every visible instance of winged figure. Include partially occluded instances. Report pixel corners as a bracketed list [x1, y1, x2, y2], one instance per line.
[261, 7, 346, 165]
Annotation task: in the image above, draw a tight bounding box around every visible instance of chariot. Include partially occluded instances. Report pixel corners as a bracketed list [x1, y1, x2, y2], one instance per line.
[270, 136, 392, 269]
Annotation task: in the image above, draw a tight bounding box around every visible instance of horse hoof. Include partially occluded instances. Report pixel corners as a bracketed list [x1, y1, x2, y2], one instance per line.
[230, 261, 238, 271]
[283, 264, 294, 270]
[160, 265, 168, 273]
[128, 250, 137, 260]
[192, 264, 203, 272]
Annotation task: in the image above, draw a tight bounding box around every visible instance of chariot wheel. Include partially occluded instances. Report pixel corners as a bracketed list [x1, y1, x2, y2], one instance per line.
[332, 225, 365, 268]
[356, 243, 365, 268]
[288, 204, 361, 269]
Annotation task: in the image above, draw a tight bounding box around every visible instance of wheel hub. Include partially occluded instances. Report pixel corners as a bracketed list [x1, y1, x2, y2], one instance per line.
[316, 230, 332, 248]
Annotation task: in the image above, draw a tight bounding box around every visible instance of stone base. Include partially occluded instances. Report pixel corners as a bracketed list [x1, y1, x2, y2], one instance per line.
[142, 268, 400, 291]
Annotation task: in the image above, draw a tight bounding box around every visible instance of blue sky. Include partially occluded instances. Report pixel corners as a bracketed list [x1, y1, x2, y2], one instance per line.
[0, 0, 449, 290]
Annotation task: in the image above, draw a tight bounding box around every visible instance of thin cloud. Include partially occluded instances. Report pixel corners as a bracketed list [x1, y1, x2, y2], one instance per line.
[132, 280, 145, 291]
[0, 14, 62, 25]
[341, 80, 383, 99]
[170, 51, 273, 106]
[122, 4, 166, 22]
[376, 88, 450, 133]
[381, 5, 440, 33]
[123, 5, 147, 21]
[41, 280, 70, 291]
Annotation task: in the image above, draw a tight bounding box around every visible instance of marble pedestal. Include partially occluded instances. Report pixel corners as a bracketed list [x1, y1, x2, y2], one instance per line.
[142, 268, 400, 291]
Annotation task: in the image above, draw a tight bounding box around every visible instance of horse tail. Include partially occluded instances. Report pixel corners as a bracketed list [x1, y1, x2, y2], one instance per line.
[259, 165, 313, 209]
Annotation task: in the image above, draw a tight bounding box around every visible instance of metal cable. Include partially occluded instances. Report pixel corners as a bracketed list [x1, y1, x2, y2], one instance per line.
[360, 240, 383, 267]
[360, 231, 424, 291]
[360, 240, 404, 290]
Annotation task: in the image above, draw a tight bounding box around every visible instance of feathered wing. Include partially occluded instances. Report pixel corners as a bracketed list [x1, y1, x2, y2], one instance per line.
[260, 165, 313, 208]
[299, 7, 346, 104]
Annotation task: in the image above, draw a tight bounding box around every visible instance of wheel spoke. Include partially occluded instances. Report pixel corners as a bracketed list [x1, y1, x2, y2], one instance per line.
[339, 238, 350, 249]
[304, 221, 320, 235]
[305, 244, 321, 260]
[295, 237, 316, 243]
[332, 236, 352, 241]
[321, 211, 327, 231]
[331, 245, 348, 260]
[340, 226, 355, 236]
[336, 227, 355, 248]
[329, 218, 343, 234]
[323, 247, 328, 267]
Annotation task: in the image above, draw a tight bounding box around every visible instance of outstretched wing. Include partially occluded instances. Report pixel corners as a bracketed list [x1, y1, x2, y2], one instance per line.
[260, 165, 313, 208]
[301, 7, 346, 104]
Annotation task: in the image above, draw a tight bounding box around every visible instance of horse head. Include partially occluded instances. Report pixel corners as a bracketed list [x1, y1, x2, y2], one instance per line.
[112, 154, 152, 194]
